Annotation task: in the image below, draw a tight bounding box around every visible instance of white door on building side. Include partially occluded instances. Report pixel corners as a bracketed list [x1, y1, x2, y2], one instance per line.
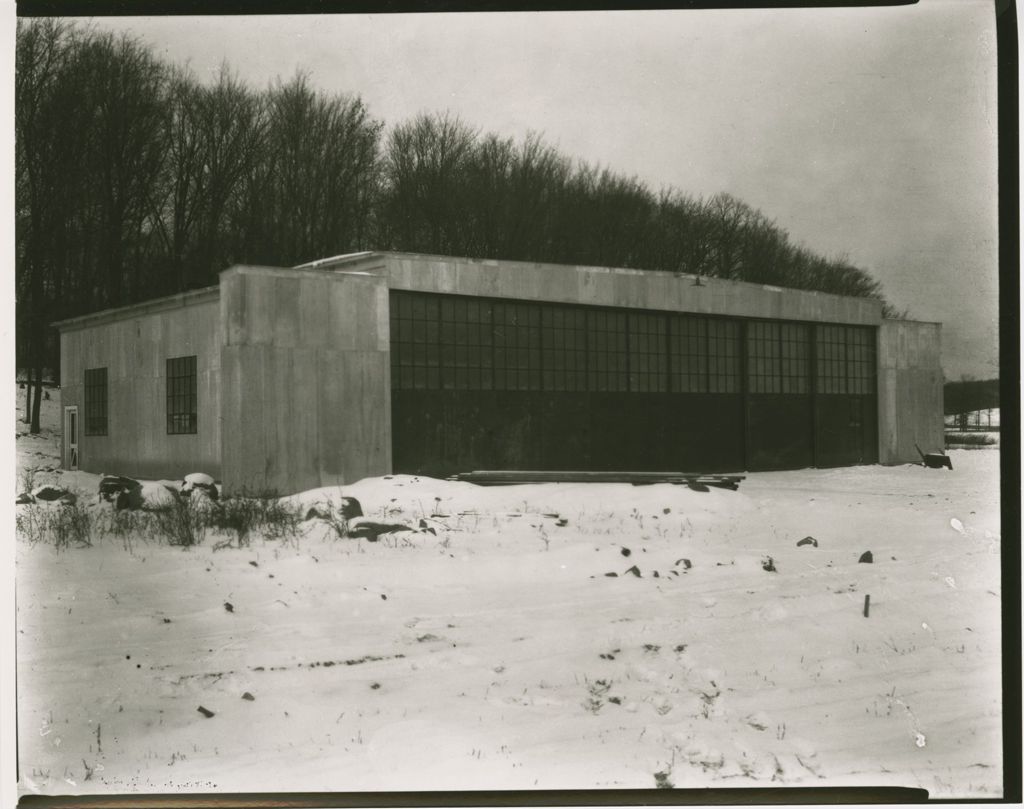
[64, 406, 79, 471]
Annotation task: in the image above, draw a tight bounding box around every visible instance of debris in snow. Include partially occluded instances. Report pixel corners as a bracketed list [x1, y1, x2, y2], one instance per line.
[380, 594, 388, 600]
[98, 476, 141, 505]
[181, 473, 218, 501]
[224, 602, 234, 613]
[624, 565, 642, 577]
[555, 518, 569, 527]
[604, 572, 619, 577]
[370, 682, 381, 690]
[620, 547, 632, 557]
[241, 692, 255, 701]
[863, 594, 871, 618]
[915, 443, 953, 470]
[248, 561, 258, 567]
[662, 508, 671, 514]
[858, 551, 873, 564]
[162, 618, 172, 624]
[304, 505, 330, 521]
[797, 536, 818, 547]
[347, 518, 415, 541]
[762, 557, 777, 573]
[675, 558, 692, 569]
[139, 482, 180, 512]
[915, 733, 927, 748]
[16, 492, 34, 504]
[196, 706, 214, 718]
[950, 518, 965, 534]
[653, 571, 660, 578]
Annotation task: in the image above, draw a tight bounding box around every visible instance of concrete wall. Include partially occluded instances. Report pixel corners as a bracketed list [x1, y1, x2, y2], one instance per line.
[877, 319, 944, 464]
[367, 253, 883, 325]
[58, 289, 221, 480]
[219, 266, 391, 495]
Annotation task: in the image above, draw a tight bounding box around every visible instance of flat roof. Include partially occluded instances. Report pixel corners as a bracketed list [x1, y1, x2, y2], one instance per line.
[54, 252, 933, 332]
[53, 285, 220, 332]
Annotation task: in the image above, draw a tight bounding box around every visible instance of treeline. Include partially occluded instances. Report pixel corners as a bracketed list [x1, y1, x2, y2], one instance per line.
[16, 18, 896, 432]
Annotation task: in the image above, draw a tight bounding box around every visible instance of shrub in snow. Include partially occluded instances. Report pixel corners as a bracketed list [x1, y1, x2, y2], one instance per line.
[208, 496, 302, 548]
[154, 498, 205, 547]
[16, 501, 93, 550]
[189, 488, 221, 517]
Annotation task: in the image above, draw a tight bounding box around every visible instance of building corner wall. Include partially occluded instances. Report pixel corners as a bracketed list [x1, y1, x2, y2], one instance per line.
[219, 266, 392, 496]
[877, 320, 944, 464]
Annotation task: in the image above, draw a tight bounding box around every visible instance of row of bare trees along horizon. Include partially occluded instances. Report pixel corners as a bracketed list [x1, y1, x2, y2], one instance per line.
[16, 18, 901, 433]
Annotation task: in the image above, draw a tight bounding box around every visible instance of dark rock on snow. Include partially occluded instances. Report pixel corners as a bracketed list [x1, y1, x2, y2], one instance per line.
[16, 492, 34, 505]
[624, 565, 642, 577]
[858, 551, 873, 564]
[762, 556, 777, 573]
[181, 472, 218, 501]
[797, 536, 818, 547]
[32, 484, 70, 502]
[340, 496, 363, 519]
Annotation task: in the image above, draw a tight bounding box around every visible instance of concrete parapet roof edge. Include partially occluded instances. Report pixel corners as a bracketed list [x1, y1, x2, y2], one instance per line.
[306, 250, 890, 313]
[52, 285, 220, 332]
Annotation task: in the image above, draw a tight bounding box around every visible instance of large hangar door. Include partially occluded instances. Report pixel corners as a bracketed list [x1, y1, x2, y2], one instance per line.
[389, 292, 878, 476]
[389, 293, 745, 477]
[745, 322, 814, 470]
[813, 325, 878, 466]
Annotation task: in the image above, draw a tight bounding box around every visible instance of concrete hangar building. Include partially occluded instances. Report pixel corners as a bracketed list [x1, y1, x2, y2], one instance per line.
[56, 252, 944, 495]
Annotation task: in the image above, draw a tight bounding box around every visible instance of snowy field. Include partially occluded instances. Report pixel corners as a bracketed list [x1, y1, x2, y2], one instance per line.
[15, 392, 1003, 798]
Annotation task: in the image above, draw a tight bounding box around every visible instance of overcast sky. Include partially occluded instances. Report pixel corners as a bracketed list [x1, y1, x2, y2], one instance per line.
[86, 2, 999, 379]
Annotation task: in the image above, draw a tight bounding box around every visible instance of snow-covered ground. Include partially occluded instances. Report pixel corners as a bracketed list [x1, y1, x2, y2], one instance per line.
[15, 390, 1003, 798]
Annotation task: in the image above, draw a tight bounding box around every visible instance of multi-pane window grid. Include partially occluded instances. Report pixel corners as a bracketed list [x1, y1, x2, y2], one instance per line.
[493, 302, 542, 391]
[628, 313, 667, 392]
[391, 294, 440, 390]
[388, 293, 870, 397]
[587, 310, 628, 392]
[542, 307, 587, 391]
[441, 297, 494, 391]
[166, 355, 197, 434]
[707, 320, 741, 394]
[84, 367, 108, 436]
[747, 322, 810, 394]
[669, 316, 708, 393]
[816, 325, 875, 395]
